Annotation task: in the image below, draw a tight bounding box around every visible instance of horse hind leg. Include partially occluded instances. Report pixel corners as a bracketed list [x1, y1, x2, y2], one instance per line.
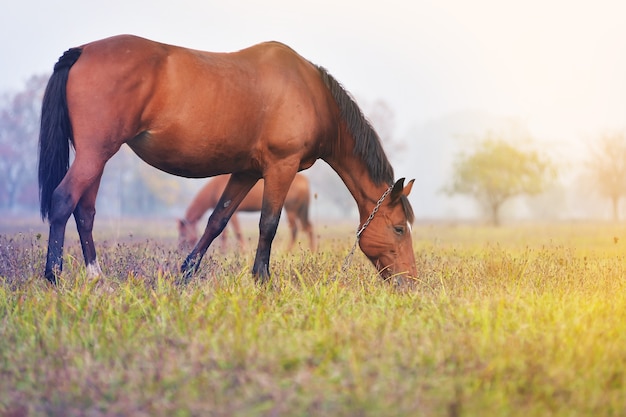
[44, 157, 105, 283]
[288, 201, 315, 252]
[305, 223, 316, 252]
[285, 209, 298, 252]
[73, 178, 104, 278]
[45, 181, 75, 284]
[299, 204, 316, 252]
[230, 214, 246, 250]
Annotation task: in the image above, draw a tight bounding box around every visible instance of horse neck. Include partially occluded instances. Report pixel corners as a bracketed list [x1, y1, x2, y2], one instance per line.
[325, 140, 391, 223]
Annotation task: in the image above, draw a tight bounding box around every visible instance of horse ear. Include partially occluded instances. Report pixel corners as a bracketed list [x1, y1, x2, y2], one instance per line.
[403, 179, 415, 197]
[390, 178, 415, 204]
[390, 178, 406, 203]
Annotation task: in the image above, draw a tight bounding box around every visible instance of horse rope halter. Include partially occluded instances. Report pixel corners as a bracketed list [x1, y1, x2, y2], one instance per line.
[340, 183, 394, 273]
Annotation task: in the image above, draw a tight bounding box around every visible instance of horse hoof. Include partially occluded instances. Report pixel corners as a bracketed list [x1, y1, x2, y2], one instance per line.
[253, 269, 272, 286]
[44, 271, 58, 286]
[179, 258, 198, 284]
[178, 268, 192, 284]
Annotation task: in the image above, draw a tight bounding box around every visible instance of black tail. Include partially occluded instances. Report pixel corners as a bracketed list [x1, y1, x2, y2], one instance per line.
[38, 47, 82, 220]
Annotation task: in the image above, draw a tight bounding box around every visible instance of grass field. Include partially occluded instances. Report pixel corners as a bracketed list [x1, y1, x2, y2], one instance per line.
[1, 219, 626, 416]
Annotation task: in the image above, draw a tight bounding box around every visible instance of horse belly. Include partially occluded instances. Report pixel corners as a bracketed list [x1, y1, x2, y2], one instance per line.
[127, 130, 258, 179]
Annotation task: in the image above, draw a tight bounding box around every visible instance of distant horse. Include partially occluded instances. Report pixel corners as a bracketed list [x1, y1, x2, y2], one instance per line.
[38, 35, 416, 285]
[178, 173, 315, 252]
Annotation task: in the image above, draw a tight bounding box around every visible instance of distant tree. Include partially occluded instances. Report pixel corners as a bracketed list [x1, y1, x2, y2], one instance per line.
[0, 73, 187, 216]
[0, 75, 48, 212]
[584, 131, 626, 221]
[99, 146, 186, 216]
[361, 98, 406, 156]
[307, 162, 354, 217]
[137, 160, 184, 207]
[443, 135, 554, 226]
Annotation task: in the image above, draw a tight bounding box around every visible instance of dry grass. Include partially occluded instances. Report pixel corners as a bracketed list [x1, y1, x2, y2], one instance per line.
[1, 219, 626, 416]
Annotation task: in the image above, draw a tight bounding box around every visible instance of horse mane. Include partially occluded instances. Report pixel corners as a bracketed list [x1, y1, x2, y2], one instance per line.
[316, 66, 394, 185]
[316, 66, 414, 223]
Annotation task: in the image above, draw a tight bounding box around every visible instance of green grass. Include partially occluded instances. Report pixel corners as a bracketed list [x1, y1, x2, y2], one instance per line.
[1, 221, 626, 416]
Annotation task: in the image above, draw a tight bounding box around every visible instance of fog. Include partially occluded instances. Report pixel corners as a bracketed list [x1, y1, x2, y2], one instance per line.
[2, 0, 626, 221]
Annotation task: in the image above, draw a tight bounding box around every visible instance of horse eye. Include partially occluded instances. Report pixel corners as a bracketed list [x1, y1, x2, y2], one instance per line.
[393, 225, 405, 235]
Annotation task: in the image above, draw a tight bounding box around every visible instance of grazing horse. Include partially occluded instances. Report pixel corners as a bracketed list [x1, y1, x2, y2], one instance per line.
[38, 34, 416, 284]
[178, 173, 315, 252]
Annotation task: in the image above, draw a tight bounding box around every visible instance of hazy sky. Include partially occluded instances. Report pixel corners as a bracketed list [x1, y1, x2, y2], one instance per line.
[2, 0, 625, 143]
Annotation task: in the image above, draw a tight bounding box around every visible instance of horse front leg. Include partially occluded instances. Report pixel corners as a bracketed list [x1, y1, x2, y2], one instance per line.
[252, 170, 297, 283]
[252, 210, 281, 282]
[181, 173, 258, 281]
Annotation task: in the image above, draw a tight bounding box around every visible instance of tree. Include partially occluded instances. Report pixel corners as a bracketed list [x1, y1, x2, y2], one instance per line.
[444, 135, 554, 226]
[0, 75, 48, 212]
[354, 97, 407, 160]
[98, 145, 187, 216]
[365, 98, 406, 155]
[584, 131, 626, 221]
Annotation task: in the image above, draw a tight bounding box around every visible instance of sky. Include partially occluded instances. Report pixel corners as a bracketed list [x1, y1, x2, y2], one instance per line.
[3, 0, 625, 141]
[2, 0, 626, 219]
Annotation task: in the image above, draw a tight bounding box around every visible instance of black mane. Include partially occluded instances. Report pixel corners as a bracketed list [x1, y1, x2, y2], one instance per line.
[317, 66, 414, 223]
[316, 66, 394, 185]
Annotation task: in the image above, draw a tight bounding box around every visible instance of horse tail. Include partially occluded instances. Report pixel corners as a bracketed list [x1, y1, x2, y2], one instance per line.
[38, 47, 82, 220]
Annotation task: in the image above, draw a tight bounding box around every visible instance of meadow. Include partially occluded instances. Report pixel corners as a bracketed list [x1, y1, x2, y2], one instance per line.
[1, 218, 626, 416]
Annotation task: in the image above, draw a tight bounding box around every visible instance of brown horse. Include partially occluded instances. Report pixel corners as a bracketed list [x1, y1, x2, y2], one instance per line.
[178, 173, 315, 252]
[38, 34, 416, 285]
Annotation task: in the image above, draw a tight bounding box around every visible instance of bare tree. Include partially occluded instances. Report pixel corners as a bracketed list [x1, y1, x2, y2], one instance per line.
[309, 97, 402, 218]
[585, 131, 626, 221]
[0, 75, 48, 212]
[362, 98, 406, 155]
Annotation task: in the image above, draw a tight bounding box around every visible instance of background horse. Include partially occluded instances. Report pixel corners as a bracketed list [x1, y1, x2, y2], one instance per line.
[178, 173, 315, 252]
[38, 34, 416, 284]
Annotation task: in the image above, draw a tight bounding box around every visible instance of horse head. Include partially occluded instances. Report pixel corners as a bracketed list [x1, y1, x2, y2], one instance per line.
[177, 218, 198, 251]
[357, 178, 417, 285]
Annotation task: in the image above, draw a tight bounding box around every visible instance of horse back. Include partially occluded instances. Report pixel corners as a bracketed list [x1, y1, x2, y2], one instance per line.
[66, 35, 338, 178]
